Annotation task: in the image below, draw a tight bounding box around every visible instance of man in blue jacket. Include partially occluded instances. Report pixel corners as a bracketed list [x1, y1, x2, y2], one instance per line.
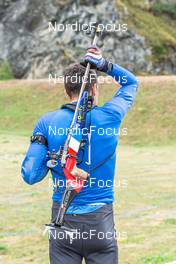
[21, 46, 138, 264]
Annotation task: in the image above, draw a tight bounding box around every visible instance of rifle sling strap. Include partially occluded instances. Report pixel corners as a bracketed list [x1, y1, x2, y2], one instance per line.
[51, 150, 115, 177]
[59, 103, 115, 172]
[89, 150, 116, 172]
[60, 103, 97, 112]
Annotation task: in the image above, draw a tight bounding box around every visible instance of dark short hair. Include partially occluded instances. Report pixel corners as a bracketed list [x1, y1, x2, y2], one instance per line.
[63, 64, 97, 98]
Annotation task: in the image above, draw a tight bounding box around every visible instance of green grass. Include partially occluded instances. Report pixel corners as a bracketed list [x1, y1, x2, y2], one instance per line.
[0, 63, 14, 80]
[0, 244, 8, 254]
[0, 77, 176, 263]
[139, 254, 173, 264]
[0, 77, 176, 145]
[0, 136, 176, 263]
[122, 77, 176, 145]
[164, 218, 176, 225]
[118, 0, 176, 67]
[152, 3, 176, 19]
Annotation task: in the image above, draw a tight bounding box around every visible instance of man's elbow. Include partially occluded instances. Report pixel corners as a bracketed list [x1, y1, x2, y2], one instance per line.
[133, 77, 139, 89]
[21, 167, 37, 185]
[128, 77, 139, 100]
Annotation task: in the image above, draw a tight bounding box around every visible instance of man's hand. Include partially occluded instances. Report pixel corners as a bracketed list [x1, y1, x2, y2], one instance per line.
[71, 165, 89, 181]
[82, 45, 111, 72]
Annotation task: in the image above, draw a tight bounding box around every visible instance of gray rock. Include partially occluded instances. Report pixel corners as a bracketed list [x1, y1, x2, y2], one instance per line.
[0, 0, 174, 78]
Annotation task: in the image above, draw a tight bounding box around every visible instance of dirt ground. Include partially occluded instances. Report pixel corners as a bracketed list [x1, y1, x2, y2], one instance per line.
[1, 75, 176, 89]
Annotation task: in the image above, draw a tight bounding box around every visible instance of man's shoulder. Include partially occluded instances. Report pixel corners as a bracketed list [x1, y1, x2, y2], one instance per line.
[38, 110, 58, 124]
[92, 105, 116, 118]
[34, 110, 59, 135]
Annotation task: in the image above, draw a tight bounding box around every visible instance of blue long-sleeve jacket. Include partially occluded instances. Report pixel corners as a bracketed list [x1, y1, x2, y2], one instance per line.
[21, 64, 138, 214]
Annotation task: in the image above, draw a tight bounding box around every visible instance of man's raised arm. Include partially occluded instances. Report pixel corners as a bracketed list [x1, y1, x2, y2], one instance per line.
[103, 63, 138, 122]
[82, 45, 138, 122]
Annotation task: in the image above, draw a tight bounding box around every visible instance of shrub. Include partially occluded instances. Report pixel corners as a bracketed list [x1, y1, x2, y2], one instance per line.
[0, 62, 14, 80]
[152, 3, 176, 19]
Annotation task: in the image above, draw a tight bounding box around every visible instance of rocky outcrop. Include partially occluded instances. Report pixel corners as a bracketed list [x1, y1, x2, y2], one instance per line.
[0, 0, 171, 78]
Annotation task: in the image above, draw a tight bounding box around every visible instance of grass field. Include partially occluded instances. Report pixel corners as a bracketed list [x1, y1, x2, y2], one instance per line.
[0, 77, 176, 263]
[0, 136, 176, 264]
[0, 76, 176, 145]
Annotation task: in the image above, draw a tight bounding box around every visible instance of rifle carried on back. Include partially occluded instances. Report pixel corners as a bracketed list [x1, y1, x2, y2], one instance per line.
[46, 24, 101, 230]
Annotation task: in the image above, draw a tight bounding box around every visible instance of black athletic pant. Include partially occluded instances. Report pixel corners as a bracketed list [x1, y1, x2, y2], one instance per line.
[49, 202, 118, 264]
